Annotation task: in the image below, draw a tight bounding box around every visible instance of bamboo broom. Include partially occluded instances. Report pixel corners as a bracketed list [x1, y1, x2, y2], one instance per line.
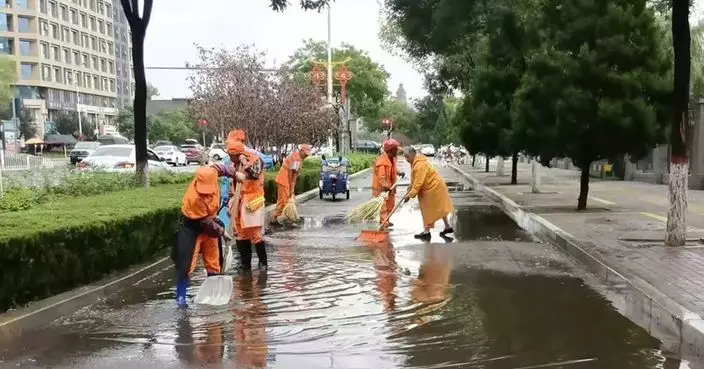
[346, 177, 403, 223]
[278, 197, 300, 223]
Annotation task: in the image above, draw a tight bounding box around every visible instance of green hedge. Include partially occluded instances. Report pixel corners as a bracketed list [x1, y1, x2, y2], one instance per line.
[0, 153, 375, 312]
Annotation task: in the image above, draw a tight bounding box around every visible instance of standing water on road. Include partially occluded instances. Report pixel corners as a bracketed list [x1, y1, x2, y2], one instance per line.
[0, 164, 681, 368]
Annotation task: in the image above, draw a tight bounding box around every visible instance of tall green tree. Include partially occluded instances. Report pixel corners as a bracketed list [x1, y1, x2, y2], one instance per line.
[284, 39, 390, 120]
[513, 0, 671, 210]
[115, 106, 135, 139]
[0, 57, 15, 115]
[148, 108, 197, 144]
[17, 108, 37, 139]
[371, 98, 417, 136]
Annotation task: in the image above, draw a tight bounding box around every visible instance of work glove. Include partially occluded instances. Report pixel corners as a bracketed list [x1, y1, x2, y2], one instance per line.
[403, 194, 410, 203]
[380, 192, 389, 200]
[235, 171, 246, 182]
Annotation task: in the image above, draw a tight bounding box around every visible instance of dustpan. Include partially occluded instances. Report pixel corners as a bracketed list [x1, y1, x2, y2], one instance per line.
[194, 275, 233, 306]
[358, 200, 404, 244]
[222, 240, 234, 273]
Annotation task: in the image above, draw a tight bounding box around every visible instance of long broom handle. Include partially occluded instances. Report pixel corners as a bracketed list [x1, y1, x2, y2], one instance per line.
[378, 198, 404, 231]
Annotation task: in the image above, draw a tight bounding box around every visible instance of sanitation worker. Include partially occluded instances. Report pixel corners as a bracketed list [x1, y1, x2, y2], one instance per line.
[227, 133, 267, 271]
[272, 144, 313, 225]
[372, 139, 403, 228]
[173, 162, 239, 307]
[402, 146, 454, 240]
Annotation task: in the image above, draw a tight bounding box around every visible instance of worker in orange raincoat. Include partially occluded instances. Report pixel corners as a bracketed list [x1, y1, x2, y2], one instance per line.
[402, 146, 454, 240]
[226, 131, 267, 271]
[172, 162, 237, 307]
[372, 139, 404, 228]
[233, 273, 269, 368]
[272, 144, 313, 225]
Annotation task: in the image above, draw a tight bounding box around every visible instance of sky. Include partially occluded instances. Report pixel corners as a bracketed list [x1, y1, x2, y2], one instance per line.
[143, 0, 424, 101]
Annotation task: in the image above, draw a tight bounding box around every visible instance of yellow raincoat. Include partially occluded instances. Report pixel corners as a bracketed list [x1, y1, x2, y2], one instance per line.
[407, 154, 454, 226]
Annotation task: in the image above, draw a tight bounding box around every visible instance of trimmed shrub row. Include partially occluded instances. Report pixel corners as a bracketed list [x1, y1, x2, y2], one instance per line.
[0, 153, 375, 312]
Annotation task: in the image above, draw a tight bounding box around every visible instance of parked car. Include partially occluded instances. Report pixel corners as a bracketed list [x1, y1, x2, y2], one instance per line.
[152, 140, 173, 148]
[181, 144, 209, 165]
[77, 144, 171, 172]
[208, 143, 228, 161]
[69, 141, 100, 165]
[97, 135, 129, 145]
[255, 149, 274, 170]
[153, 145, 188, 166]
[420, 144, 436, 157]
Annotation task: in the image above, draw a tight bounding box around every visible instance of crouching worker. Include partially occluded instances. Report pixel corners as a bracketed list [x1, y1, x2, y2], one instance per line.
[227, 140, 267, 271]
[173, 163, 236, 307]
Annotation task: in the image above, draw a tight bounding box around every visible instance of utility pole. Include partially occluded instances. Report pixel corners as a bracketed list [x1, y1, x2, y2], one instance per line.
[74, 72, 82, 137]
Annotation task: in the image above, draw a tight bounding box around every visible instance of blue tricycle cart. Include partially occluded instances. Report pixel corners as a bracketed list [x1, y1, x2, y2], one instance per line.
[319, 156, 350, 201]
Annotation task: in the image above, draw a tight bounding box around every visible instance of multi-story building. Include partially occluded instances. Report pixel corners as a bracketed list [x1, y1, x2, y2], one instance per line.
[0, 0, 133, 139]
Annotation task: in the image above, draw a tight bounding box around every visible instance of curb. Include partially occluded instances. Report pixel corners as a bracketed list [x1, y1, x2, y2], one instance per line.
[0, 167, 373, 340]
[449, 164, 704, 358]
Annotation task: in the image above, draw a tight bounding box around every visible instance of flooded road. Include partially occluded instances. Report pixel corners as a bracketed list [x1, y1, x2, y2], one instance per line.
[0, 163, 684, 368]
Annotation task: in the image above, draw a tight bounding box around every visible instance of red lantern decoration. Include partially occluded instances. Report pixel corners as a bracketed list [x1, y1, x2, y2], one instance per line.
[336, 64, 351, 105]
[310, 65, 325, 86]
[199, 119, 208, 127]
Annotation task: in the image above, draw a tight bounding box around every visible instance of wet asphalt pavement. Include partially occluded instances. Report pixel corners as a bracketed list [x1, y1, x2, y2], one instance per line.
[0, 160, 686, 368]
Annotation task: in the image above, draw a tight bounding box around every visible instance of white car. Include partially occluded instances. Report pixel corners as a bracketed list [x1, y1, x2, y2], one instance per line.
[208, 143, 228, 161]
[77, 144, 172, 172]
[420, 144, 436, 157]
[154, 145, 187, 166]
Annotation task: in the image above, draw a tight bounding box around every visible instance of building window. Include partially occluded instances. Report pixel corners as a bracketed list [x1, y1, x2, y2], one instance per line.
[71, 9, 78, 24]
[84, 74, 90, 88]
[49, 1, 57, 17]
[89, 0, 95, 11]
[40, 20, 49, 36]
[106, 22, 112, 37]
[62, 48, 69, 62]
[108, 60, 113, 73]
[91, 55, 97, 70]
[0, 14, 12, 32]
[107, 41, 112, 55]
[62, 27, 70, 42]
[98, 19, 104, 34]
[72, 29, 79, 45]
[51, 45, 59, 61]
[89, 16, 95, 31]
[80, 12, 86, 27]
[109, 79, 114, 92]
[100, 58, 105, 72]
[51, 23, 59, 39]
[53, 67, 61, 83]
[76, 71, 82, 87]
[60, 5, 68, 21]
[81, 33, 88, 48]
[42, 64, 51, 81]
[0, 37, 14, 55]
[72, 50, 79, 65]
[20, 63, 32, 80]
[39, 0, 47, 13]
[101, 77, 107, 91]
[64, 69, 73, 85]
[82, 53, 88, 68]
[105, 2, 110, 15]
[16, 0, 28, 9]
[17, 16, 31, 33]
[98, 0, 103, 14]
[19, 40, 31, 56]
[40, 42, 48, 58]
[93, 75, 98, 89]
[91, 36, 97, 51]
[100, 39, 106, 53]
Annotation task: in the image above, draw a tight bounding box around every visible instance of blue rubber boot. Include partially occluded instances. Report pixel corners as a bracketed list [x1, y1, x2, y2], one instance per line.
[176, 277, 188, 308]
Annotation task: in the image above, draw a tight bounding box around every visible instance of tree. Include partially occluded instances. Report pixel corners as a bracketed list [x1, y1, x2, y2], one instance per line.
[513, 0, 671, 210]
[17, 108, 37, 139]
[0, 57, 15, 115]
[283, 39, 390, 120]
[146, 82, 159, 100]
[371, 98, 417, 136]
[148, 107, 197, 144]
[115, 106, 135, 139]
[119, 0, 153, 186]
[188, 45, 335, 155]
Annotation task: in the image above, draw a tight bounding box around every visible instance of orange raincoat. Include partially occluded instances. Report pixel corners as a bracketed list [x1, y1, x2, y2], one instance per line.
[178, 166, 224, 276]
[232, 149, 265, 244]
[274, 151, 303, 217]
[233, 274, 268, 367]
[372, 153, 398, 224]
[406, 154, 454, 228]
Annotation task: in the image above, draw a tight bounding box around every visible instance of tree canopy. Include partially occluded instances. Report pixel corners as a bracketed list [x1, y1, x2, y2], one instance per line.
[284, 39, 390, 120]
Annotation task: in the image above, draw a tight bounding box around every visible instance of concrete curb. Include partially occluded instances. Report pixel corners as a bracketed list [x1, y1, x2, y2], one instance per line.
[0, 167, 373, 339]
[449, 164, 704, 358]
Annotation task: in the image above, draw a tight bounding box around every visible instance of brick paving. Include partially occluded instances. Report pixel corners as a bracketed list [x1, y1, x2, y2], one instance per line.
[454, 159, 704, 318]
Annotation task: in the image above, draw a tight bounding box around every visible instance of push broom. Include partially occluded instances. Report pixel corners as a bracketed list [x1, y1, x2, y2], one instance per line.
[357, 199, 404, 244]
[346, 177, 403, 223]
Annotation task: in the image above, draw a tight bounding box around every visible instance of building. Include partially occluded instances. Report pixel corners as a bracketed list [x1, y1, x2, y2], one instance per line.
[395, 83, 407, 106]
[0, 0, 134, 139]
[146, 98, 189, 117]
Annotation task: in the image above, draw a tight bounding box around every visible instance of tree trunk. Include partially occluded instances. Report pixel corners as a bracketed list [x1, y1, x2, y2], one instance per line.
[496, 156, 504, 176]
[130, 24, 148, 186]
[485, 155, 490, 172]
[531, 159, 541, 194]
[471, 155, 476, 168]
[666, 0, 691, 247]
[577, 160, 591, 211]
[510, 152, 518, 184]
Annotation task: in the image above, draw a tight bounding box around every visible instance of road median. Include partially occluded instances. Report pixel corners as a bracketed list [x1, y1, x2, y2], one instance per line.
[450, 162, 704, 359]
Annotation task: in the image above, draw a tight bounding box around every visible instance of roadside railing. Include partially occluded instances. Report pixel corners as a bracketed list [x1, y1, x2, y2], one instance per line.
[0, 152, 61, 197]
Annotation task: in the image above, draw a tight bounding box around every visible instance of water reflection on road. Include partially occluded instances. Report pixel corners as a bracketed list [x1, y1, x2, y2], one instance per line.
[0, 166, 687, 368]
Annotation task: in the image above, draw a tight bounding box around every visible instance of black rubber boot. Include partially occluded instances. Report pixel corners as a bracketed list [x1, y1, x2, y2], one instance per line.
[236, 240, 252, 271]
[254, 241, 268, 269]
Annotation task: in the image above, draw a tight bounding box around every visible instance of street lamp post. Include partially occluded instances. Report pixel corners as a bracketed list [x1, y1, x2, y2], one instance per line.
[73, 71, 82, 138]
[326, 4, 333, 150]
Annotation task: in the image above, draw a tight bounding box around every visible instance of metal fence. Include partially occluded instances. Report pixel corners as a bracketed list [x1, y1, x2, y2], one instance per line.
[0, 152, 61, 197]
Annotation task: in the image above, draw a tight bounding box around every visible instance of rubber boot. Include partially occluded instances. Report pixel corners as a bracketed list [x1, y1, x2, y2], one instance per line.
[236, 240, 252, 271]
[176, 277, 188, 308]
[254, 241, 267, 269]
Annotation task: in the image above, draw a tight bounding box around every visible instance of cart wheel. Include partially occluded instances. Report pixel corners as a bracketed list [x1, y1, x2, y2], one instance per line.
[332, 193, 336, 201]
[346, 190, 350, 200]
[319, 190, 323, 200]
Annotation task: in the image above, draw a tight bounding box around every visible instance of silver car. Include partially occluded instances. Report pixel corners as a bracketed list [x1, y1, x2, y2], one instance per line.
[77, 144, 172, 172]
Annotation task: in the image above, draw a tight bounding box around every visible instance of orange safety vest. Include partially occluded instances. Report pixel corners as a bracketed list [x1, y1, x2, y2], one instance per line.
[372, 154, 397, 196]
[181, 167, 220, 220]
[275, 151, 302, 187]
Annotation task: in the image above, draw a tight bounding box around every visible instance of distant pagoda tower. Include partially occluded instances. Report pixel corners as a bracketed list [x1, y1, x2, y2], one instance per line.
[395, 83, 407, 106]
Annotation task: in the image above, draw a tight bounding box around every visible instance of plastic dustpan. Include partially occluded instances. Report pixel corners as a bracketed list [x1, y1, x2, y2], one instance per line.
[358, 201, 403, 244]
[193, 276, 233, 306]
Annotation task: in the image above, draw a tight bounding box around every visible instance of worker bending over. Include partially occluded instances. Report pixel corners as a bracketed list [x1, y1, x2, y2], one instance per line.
[372, 139, 403, 228]
[272, 144, 312, 225]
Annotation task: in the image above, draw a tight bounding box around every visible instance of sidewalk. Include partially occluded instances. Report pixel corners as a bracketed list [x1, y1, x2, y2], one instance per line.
[451, 159, 704, 358]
